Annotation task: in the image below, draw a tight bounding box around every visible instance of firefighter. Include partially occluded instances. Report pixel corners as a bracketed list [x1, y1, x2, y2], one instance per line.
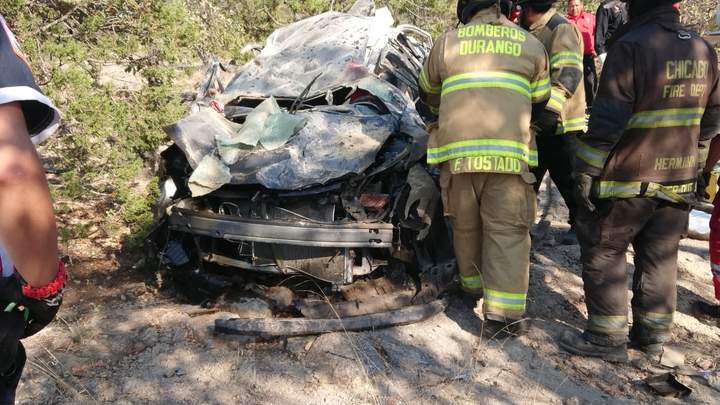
[595, 0, 628, 65]
[419, 0, 550, 337]
[0, 16, 64, 403]
[518, 0, 587, 245]
[560, 0, 720, 362]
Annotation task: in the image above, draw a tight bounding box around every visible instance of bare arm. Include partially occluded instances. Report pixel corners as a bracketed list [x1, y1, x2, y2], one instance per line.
[0, 102, 58, 287]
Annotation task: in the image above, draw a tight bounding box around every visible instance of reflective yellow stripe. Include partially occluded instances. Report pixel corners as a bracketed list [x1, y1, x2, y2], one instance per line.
[628, 107, 705, 129]
[461, 275, 483, 289]
[551, 51, 584, 69]
[596, 180, 696, 202]
[484, 289, 526, 311]
[557, 116, 588, 134]
[546, 88, 566, 113]
[596, 181, 643, 199]
[428, 105, 439, 115]
[531, 77, 551, 101]
[442, 71, 531, 99]
[427, 139, 537, 165]
[636, 311, 674, 331]
[576, 139, 608, 169]
[419, 67, 441, 95]
[485, 289, 525, 299]
[551, 51, 583, 63]
[588, 315, 627, 334]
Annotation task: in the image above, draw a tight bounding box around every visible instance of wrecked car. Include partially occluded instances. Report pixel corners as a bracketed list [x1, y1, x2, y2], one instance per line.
[148, 1, 455, 335]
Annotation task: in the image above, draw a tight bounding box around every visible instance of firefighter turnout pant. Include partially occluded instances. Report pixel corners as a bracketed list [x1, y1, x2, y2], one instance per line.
[583, 55, 598, 110]
[531, 133, 579, 226]
[441, 169, 536, 320]
[576, 198, 689, 346]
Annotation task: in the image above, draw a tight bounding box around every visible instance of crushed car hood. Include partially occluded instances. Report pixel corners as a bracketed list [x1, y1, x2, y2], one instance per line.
[164, 1, 431, 192]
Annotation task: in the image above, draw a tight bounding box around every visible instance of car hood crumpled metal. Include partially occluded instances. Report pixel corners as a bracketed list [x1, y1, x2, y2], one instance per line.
[164, 0, 431, 192]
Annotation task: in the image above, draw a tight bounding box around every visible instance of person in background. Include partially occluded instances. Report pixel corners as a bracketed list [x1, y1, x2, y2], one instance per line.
[698, 11, 720, 316]
[694, 136, 720, 318]
[594, 0, 628, 65]
[501, 0, 521, 22]
[566, 0, 597, 110]
[519, 0, 587, 245]
[0, 15, 65, 404]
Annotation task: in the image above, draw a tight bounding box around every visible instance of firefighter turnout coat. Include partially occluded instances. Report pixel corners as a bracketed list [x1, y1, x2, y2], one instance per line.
[524, 8, 587, 135]
[420, 7, 550, 177]
[575, 7, 720, 204]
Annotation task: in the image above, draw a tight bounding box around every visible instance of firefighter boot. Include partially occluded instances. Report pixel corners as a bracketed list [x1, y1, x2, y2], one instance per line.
[0, 344, 25, 405]
[559, 331, 629, 363]
[629, 325, 667, 356]
[692, 300, 720, 319]
[483, 314, 528, 339]
[461, 291, 484, 311]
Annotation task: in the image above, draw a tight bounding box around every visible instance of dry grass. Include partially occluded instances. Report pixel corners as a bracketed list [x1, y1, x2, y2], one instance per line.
[29, 348, 97, 403]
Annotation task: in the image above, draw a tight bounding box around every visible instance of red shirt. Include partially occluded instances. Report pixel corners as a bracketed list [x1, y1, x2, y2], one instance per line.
[567, 11, 596, 56]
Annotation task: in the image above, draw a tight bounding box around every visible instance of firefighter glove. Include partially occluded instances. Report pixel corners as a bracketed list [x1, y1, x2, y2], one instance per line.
[698, 171, 711, 203]
[573, 172, 596, 213]
[534, 109, 560, 136]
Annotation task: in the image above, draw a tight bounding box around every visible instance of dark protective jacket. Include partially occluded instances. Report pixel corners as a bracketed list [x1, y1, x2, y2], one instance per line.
[595, 0, 628, 55]
[575, 7, 720, 203]
[523, 8, 587, 135]
[419, 7, 550, 176]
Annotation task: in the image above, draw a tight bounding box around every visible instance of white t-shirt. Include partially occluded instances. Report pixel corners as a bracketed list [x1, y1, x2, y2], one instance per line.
[0, 15, 61, 277]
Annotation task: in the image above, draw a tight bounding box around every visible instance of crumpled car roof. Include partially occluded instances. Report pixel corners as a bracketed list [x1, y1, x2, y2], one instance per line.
[223, 0, 399, 98]
[165, 1, 431, 192]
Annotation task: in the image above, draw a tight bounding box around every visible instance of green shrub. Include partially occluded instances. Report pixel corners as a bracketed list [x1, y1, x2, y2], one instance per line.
[0, 0, 712, 249]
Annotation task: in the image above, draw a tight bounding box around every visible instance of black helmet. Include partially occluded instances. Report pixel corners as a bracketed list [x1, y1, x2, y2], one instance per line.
[457, 0, 500, 24]
[499, 0, 516, 18]
[627, 0, 680, 17]
[516, 0, 557, 8]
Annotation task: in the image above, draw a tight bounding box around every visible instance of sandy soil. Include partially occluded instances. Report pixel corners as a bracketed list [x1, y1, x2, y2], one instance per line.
[15, 182, 720, 405]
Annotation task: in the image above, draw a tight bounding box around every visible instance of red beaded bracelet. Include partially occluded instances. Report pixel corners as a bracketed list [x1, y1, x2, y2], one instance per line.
[21, 261, 67, 300]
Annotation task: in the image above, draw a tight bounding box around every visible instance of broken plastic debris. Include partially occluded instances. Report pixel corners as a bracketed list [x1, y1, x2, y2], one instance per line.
[645, 373, 692, 398]
[258, 108, 307, 150]
[165, 106, 244, 169]
[217, 97, 305, 164]
[659, 346, 686, 368]
[688, 209, 711, 241]
[188, 154, 232, 197]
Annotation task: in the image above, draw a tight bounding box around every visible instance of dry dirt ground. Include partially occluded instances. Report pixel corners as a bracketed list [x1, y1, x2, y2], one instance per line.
[15, 183, 720, 405]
